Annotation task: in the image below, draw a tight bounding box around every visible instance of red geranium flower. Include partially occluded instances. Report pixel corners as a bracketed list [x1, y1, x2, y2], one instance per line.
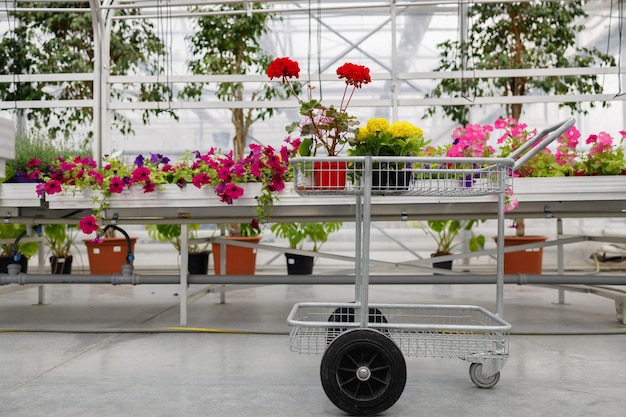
[336, 62, 371, 88]
[267, 57, 300, 80]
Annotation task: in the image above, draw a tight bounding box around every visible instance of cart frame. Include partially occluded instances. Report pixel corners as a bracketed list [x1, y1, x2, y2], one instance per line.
[286, 117, 576, 414]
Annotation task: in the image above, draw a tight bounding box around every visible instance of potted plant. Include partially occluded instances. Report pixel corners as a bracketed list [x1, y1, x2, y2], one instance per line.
[0, 223, 39, 273]
[38, 143, 298, 238]
[43, 224, 79, 274]
[267, 57, 370, 190]
[413, 219, 485, 273]
[271, 221, 343, 275]
[146, 223, 211, 274]
[2, 128, 91, 183]
[348, 117, 431, 191]
[211, 222, 263, 276]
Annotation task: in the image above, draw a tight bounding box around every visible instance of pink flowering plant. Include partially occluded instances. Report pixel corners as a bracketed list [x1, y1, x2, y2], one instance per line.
[37, 140, 299, 236]
[574, 131, 625, 175]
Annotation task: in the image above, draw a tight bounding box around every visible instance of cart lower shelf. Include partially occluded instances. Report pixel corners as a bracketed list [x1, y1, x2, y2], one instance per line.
[288, 302, 511, 415]
[287, 302, 511, 358]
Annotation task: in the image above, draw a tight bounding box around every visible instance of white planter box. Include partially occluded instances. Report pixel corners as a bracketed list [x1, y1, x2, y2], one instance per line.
[0, 183, 42, 207]
[45, 183, 264, 209]
[513, 176, 626, 202]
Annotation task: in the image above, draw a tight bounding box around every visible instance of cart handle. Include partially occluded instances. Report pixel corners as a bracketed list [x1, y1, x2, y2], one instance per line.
[511, 117, 576, 171]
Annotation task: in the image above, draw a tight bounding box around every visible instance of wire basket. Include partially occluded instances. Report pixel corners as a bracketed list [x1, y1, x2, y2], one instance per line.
[287, 302, 510, 359]
[291, 157, 513, 197]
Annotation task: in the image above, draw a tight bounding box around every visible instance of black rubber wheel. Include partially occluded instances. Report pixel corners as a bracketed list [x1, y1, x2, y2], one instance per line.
[320, 329, 406, 416]
[469, 363, 500, 389]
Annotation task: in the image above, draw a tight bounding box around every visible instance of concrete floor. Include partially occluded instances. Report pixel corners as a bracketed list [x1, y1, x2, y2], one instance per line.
[1, 281, 625, 416]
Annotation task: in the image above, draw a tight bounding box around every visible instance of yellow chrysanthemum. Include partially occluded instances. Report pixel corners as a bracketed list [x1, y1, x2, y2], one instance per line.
[389, 121, 423, 138]
[355, 126, 369, 142]
[366, 118, 390, 134]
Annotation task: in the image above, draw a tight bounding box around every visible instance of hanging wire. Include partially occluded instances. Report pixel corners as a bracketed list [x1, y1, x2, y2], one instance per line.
[4, 0, 19, 112]
[306, 0, 323, 102]
[609, 0, 625, 98]
[458, 0, 475, 104]
[155, 0, 174, 113]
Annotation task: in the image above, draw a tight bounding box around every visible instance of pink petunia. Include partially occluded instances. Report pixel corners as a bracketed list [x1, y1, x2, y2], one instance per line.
[79, 215, 99, 234]
[43, 180, 62, 195]
[88, 170, 104, 186]
[143, 182, 155, 193]
[192, 173, 210, 188]
[109, 176, 125, 193]
[131, 166, 151, 183]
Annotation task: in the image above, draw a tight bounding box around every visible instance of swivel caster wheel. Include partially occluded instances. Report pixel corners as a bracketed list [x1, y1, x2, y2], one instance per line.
[320, 329, 406, 416]
[469, 362, 500, 389]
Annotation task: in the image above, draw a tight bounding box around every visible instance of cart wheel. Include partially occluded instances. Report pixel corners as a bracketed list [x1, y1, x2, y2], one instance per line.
[320, 328, 406, 416]
[469, 363, 500, 389]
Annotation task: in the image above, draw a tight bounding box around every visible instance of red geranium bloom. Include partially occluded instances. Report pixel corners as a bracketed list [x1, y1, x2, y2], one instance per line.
[79, 215, 99, 234]
[336, 62, 371, 88]
[267, 57, 300, 80]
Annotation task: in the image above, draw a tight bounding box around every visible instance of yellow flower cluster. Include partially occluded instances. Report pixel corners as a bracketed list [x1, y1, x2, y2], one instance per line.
[389, 121, 423, 139]
[356, 118, 389, 142]
[356, 118, 423, 142]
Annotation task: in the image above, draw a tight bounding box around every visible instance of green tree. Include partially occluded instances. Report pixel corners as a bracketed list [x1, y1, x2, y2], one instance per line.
[182, 2, 294, 159]
[0, 2, 174, 138]
[424, 1, 615, 125]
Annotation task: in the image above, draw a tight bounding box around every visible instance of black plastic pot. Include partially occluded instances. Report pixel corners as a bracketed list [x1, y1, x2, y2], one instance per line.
[188, 251, 210, 275]
[285, 253, 314, 275]
[50, 255, 73, 274]
[0, 255, 28, 273]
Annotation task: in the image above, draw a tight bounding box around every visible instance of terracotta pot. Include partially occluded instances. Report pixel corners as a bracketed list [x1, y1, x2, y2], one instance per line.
[494, 235, 547, 275]
[84, 238, 137, 274]
[212, 236, 261, 275]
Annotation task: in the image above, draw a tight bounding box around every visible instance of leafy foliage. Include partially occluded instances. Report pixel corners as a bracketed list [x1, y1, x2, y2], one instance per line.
[182, 2, 288, 159]
[271, 222, 343, 252]
[424, 1, 615, 124]
[146, 224, 209, 254]
[0, 224, 38, 258]
[44, 224, 79, 257]
[0, 2, 174, 138]
[2, 129, 91, 182]
[413, 220, 485, 256]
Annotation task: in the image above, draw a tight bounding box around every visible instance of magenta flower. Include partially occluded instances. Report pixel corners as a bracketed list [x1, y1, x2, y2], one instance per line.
[192, 173, 210, 188]
[27, 158, 42, 168]
[109, 176, 125, 193]
[218, 183, 244, 204]
[43, 180, 62, 195]
[131, 166, 151, 183]
[79, 215, 99, 234]
[88, 169, 104, 186]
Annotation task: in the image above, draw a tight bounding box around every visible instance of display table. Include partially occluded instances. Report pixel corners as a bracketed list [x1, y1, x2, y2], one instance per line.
[1, 177, 625, 326]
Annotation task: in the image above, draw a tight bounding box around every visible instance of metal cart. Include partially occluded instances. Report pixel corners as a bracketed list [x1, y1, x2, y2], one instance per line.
[287, 117, 576, 415]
